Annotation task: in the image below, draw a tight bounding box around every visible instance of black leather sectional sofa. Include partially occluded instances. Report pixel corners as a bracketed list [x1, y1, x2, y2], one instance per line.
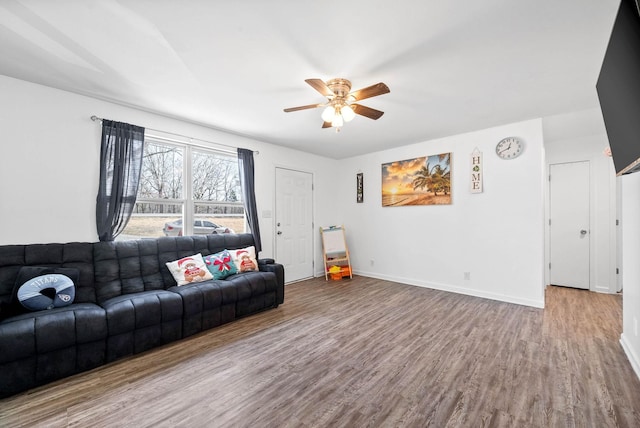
[0, 233, 284, 398]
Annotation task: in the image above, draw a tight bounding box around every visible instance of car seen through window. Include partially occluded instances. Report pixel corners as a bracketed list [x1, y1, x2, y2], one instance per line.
[163, 219, 234, 236]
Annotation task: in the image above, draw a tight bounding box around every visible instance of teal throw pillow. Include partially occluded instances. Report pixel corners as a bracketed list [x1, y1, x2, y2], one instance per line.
[204, 250, 238, 279]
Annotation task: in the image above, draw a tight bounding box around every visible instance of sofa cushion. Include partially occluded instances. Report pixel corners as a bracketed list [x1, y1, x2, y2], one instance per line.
[93, 240, 166, 303]
[166, 253, 213, 286]
[100, 290, 183, 361]
[205, 233, 256, 255]
[0, 303, 108, 362]
[224, 270, 278, 316]
[204, 250, 238, 280]
[0, 302, 107, 398]
[168, 281, 232, 337]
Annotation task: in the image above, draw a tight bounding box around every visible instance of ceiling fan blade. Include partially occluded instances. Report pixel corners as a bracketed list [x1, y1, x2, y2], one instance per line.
[322, 121, 332, 128]
[352, 104, 385, 120]
[305, 79, 334, 98]
[283, 103, 323, 113]
[349, 82, 390, 101]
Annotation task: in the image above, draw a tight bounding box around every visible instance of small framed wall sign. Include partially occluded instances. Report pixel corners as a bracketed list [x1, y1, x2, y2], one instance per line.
[356, 173, 364, 203]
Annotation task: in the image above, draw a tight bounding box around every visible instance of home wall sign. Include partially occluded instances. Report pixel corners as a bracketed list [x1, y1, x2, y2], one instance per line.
[470, 149, 483, 193]
[357, 172, 363, 203]
[381, 152, 451, 207]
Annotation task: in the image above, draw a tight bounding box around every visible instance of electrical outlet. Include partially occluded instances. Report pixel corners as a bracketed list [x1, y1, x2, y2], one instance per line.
[370, 259, 375, 266]
[464, 272, 470, 280]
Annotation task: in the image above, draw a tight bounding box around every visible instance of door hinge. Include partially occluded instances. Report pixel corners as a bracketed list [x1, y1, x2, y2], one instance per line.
[617, 268, 619, 274]
[549, 219, 551, 226]
[549, 263, 551, 269]
[616, 219, 620, 226]
[548, 175, 551, 181]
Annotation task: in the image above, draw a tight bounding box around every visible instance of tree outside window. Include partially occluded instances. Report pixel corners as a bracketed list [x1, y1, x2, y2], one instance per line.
[119, 139, 244, 240]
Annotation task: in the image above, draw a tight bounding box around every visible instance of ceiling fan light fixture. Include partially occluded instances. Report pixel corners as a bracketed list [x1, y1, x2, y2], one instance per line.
[321, 105, 335, 122]
[341, 104, 355, 122]
[331, 112, 344, 128]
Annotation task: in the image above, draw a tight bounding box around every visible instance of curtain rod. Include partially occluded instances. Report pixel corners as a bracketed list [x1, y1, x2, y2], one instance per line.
[90, 115, 259, 155]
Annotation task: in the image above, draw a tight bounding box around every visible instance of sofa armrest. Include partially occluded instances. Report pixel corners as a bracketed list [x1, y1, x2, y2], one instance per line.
[258, 262, 285, 305]
[258, 258, 275, 265]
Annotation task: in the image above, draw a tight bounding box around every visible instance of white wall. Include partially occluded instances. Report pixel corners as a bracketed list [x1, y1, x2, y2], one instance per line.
[335, 119, 546, 308]
[0, 75, 338, 259]
[620, 172, 640, 380]
[0, 74, 591, 310]
[543, 108, 618, 293]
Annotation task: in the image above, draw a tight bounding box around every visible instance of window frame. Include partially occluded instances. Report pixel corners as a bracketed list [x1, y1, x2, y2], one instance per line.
[130, 134, 244, 238]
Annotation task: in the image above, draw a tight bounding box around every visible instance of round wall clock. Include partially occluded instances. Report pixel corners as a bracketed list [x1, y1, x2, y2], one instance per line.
[495, 137, 523, 160]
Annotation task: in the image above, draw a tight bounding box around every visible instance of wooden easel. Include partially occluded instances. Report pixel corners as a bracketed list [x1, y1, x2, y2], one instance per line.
[320, 225, 352, 280]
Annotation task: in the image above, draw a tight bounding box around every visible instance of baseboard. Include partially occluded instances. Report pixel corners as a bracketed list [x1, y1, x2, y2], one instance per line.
[353, 269, 545, 308]
[620, 333, 640, 382]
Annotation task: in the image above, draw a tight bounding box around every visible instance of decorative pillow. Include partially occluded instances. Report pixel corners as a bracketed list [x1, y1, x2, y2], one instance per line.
[165, 253, 214, 286]
[3, 266, 81, 318]
[203, 250, 238, 280]
[17, 274, 75, 311]
[230, 246, 259, 273]
[14, 266, 80, 289]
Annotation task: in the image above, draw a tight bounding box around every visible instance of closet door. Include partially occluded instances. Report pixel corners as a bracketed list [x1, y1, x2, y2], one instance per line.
[549, 161, 590, 289]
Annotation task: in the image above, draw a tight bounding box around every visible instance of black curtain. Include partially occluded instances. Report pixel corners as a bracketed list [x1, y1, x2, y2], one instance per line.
[237, 148, 262, 253]
[96, 120, 145, 241]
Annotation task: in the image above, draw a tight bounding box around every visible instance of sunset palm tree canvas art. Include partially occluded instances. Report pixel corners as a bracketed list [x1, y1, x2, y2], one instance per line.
[381, 153, 451, 206]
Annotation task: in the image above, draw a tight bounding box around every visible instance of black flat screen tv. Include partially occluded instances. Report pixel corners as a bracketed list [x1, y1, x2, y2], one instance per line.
[597, 0, 640, 175]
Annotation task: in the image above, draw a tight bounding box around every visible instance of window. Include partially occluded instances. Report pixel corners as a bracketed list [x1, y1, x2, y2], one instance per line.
[119, 136, 244, 240]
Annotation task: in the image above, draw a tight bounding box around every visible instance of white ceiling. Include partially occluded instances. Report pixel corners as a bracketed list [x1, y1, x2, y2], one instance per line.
[0, 0, 620, 158]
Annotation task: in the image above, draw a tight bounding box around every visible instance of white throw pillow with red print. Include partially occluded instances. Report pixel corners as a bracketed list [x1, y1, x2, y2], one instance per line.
[230, 246, 259, 273]
[166, 253, 214, 286]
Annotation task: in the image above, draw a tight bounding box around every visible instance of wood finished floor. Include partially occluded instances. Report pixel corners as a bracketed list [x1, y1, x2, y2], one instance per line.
[1, 277, 639, 427]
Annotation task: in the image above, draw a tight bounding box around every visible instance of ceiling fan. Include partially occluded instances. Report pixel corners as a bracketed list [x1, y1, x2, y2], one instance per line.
[284, 78, 390, 129]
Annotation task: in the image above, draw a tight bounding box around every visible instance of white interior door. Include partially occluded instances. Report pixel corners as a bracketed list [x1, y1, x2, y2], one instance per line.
[549, 161, 590, 289]
[275, 168, 314, 283]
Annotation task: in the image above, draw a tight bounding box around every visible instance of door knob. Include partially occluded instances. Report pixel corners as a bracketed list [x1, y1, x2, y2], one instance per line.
[580, 229, 588, 235]
[277, 231, 282, 235]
